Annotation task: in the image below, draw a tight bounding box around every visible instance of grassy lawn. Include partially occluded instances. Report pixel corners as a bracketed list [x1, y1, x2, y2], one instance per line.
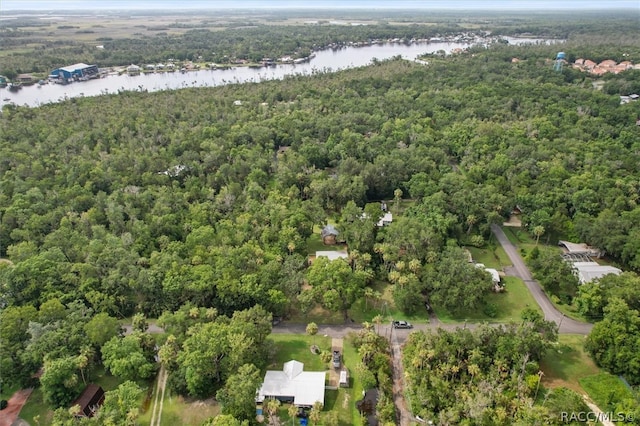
[267, 334, 332, 370]
[467, 245, 513, 269]
[434, 276, 542, 323]
[18, 387, 53, 425]
[540, 334, 601, 393]
[306, 235, 348, 255]
[579, 373, 636, 412]
[268, 333, 364, 426]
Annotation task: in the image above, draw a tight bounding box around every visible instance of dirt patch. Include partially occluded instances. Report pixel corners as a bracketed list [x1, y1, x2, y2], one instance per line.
[542, 376, 583, 394]
[0, 388, 33, 426]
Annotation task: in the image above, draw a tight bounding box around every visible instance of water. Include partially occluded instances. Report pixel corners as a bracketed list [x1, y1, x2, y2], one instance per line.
[0, 37, 557, 108]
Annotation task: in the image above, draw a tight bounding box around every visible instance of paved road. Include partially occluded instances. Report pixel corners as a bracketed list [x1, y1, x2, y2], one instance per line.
[491, 224, 593, 335]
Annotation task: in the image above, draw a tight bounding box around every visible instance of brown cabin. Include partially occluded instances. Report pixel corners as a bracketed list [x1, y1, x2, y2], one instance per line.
[71, 384, 105, 417]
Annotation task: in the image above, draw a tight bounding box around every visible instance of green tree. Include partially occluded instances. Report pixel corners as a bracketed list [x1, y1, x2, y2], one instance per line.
[216, 363, 262, 422]
[428, 247, 493, 313]
[585, 298, 640, 384]
[98, 380, 143, 426]
[306, 322, 319, 347]
[84, 313, 121, 348]
[307, 256, 368, 320]
[101, 334, 155, 382]
[40, 355, 82, 407]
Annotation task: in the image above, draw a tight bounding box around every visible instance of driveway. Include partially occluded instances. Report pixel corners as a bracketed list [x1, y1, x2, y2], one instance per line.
[491, 224, 593, 335]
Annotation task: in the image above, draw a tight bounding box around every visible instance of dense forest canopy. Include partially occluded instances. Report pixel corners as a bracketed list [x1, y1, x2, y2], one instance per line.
[1, 15, 640, 421]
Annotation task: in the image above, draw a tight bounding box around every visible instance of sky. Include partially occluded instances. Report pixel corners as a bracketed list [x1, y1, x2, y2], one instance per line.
[2, 0, 639, 11]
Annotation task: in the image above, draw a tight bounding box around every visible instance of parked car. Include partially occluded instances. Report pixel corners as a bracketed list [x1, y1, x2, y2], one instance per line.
[332, 350, 341, 368]
[392, 320, 413, 329]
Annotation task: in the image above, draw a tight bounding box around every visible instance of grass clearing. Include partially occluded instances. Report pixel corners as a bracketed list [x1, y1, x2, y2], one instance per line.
[540, 334, 600, 393]
[434, 276, 541, 323]
[467, 245, 513, 269]
[579, 373, 636, 412]
[18, 387, 52, 425]
[267, 334, 332, 370]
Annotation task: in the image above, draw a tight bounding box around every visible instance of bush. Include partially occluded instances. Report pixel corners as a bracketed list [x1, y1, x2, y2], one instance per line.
[0, 400, 8, 410]
[320, 350, 332, 364]
[483, 302, 498, 318]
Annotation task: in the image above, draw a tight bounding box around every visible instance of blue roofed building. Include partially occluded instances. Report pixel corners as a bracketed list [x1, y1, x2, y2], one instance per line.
[49, 63, 99, 82]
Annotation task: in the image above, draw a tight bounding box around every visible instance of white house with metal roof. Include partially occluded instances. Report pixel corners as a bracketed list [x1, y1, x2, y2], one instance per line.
[257, 360, 326, 407]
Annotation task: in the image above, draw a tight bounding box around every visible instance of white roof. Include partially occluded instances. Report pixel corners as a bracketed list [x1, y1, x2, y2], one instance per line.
[257, 360, 325, 407]
[377, 212, 393, 227]
[485, 268, 500, 283]
[60, 63, 92, 72]
[315, 251, 348, 261]
[573, 262, 622, 284]
[475, 264, 500, 283]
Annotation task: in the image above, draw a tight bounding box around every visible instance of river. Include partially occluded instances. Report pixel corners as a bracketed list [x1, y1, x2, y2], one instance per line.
[0, 37, 558, 108]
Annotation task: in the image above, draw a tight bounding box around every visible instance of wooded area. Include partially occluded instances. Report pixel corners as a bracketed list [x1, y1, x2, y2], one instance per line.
[1, 11, 640, 425]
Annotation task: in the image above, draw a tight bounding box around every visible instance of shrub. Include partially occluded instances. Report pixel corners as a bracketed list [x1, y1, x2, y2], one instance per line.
[483, 302, 498, 318]
[0, 400, 8, 410]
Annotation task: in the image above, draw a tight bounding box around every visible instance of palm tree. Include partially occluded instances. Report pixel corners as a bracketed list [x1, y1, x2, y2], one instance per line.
[533, 225, 545, 246]
[373, 314, 383, 335]
[363, 287, 374, 311]
[265, 398, 281, 425]
[287, 404, 298, 426]
[309, 402, 323, 424]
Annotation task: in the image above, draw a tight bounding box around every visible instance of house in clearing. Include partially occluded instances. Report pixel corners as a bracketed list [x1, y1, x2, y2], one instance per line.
[71, 384, 105, 418]
[257, 360, 326, 407]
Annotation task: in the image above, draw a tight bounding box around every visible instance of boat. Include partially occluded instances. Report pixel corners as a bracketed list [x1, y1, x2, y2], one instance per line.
[3, 98, 10, 102]
[8, 83, 22, 92]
